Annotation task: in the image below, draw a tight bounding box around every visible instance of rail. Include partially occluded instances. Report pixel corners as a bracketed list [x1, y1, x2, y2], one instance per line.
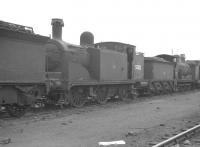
[152, 124, 200, 147]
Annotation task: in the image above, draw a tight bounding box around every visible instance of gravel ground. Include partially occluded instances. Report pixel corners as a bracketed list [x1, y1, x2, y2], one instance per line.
[180, 133, 200, 147]
[1, 91, 200, 147]
[124, 111, 200, 147]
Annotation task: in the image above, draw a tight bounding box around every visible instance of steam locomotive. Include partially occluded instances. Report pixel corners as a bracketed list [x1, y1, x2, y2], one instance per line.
[0, 19, 200, 117]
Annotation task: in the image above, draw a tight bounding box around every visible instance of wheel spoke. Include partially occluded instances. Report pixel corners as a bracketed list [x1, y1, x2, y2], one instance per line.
[70, 88, 86, 108]
[7, 105, 25, 117]
[119, 87, 129, 101]
[96, 87, 108, 104]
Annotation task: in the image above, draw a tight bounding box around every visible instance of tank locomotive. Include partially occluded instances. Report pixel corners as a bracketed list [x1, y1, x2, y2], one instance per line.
[0, 19, 200, 117]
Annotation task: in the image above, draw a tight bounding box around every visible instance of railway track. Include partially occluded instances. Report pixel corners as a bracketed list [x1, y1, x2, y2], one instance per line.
[152, 124, 200, 147]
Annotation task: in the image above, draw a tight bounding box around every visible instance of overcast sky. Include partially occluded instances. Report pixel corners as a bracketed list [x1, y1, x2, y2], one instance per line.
[1, 0, 200, 59]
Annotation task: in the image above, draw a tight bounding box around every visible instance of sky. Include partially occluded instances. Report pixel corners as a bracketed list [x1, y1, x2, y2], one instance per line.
[1, 0, 200, 60]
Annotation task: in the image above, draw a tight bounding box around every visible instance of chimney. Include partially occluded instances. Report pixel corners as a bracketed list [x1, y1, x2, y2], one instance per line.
[51, 18, 64, 40]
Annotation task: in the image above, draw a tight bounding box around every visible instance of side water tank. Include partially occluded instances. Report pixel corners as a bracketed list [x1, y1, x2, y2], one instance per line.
[80, 31, 94, 46]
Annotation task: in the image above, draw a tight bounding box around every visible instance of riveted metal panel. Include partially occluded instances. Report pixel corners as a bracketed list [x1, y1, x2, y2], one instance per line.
[144, 58, 174, 80]
[100, 49, 127, 81]
[0, 37, 46, 83]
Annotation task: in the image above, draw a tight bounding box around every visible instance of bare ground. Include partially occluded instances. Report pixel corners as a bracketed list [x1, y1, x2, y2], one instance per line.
[1, 91, 200, 147]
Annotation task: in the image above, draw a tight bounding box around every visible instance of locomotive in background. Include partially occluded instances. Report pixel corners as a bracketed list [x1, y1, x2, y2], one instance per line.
[0, 19, 200, 117]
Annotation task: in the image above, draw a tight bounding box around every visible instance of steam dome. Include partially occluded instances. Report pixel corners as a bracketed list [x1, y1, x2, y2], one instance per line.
[80, 31, 94, 46]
